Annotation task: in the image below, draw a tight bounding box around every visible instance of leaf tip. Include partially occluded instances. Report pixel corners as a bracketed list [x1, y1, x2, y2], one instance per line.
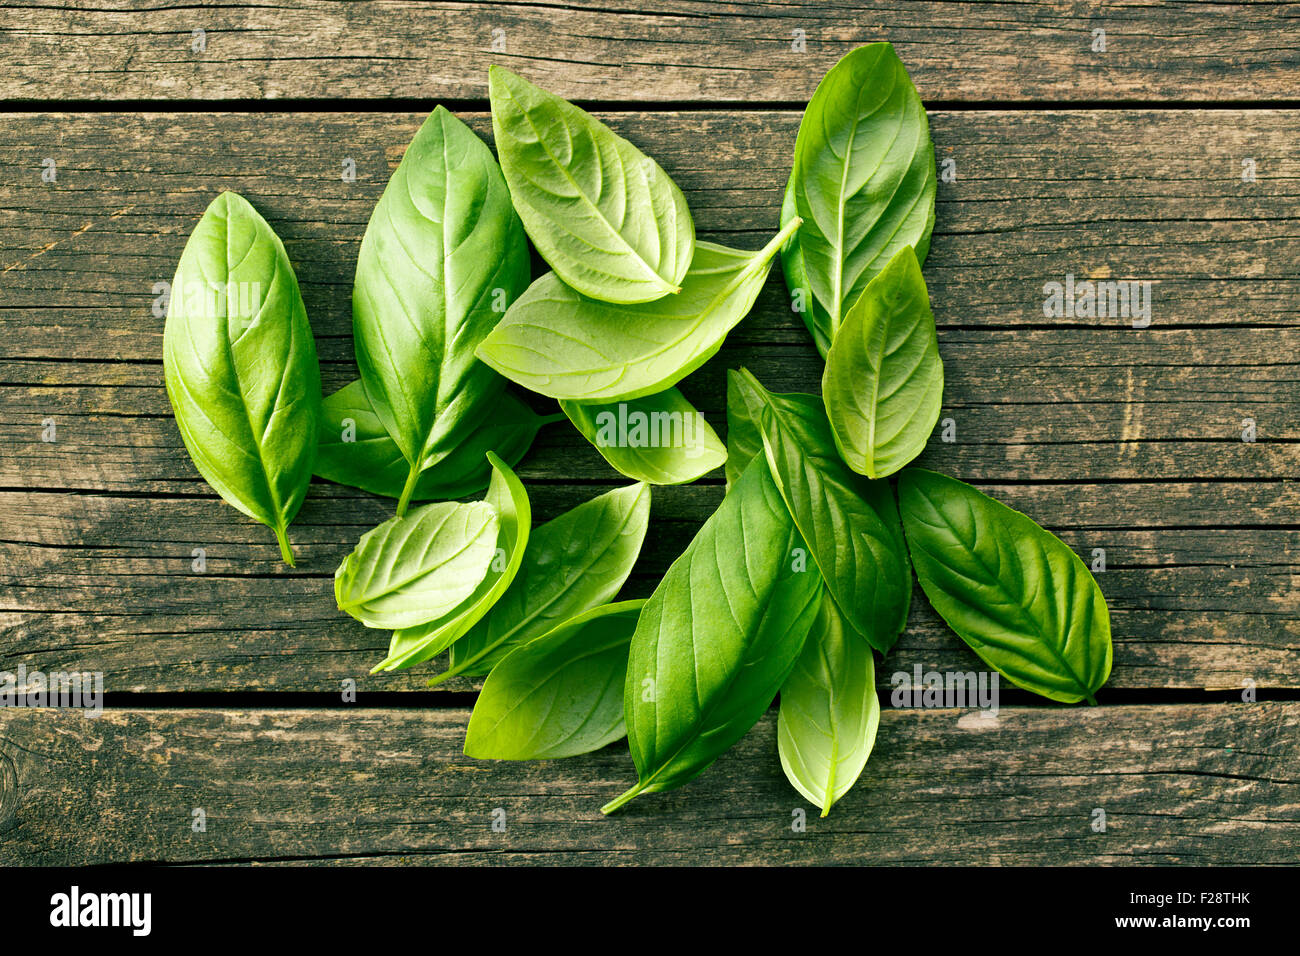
[473, 337, 503, 371]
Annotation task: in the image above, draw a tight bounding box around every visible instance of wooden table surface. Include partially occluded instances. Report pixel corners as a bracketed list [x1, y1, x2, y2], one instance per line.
[1, 1, 1298, 865]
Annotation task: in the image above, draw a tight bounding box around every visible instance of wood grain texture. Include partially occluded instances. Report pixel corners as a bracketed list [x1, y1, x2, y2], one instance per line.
[2, 481, 1297, 693]
[4, 110, 1299, 363]
[0, 704, 1295, 865]
[9, 336, 1300, 490]
[2, 109, 1297, 693]
[1, 5, 1296, 870]
[1, 1, 1296, 103]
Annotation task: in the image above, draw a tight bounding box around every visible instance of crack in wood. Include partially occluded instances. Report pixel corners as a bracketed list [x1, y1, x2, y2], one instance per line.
[0, 750, 17, 831]
[0, 204, 137, 275]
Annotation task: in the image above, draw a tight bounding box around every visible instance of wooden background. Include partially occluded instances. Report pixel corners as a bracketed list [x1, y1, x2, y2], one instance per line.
[1, 1, 1298, 865]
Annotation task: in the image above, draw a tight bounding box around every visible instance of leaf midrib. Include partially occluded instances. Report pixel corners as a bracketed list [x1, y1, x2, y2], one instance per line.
[636, 514, 814, 796]
[341, 510, 493, 612]
[503, 227, 794, 400]
[919, 489, 1095, 697]
[451, 489, 646, 676]
[503, 81, 672, 293]
[474, 627, 632, 752]
[194, 206, 292, 536]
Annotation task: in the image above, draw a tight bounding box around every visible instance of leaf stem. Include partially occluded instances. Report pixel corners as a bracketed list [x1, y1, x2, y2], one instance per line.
[1085, 692, 1099, 706]
[760, 215, 803, 263]
[425, 666, 457, 688]
[273, 523, 296, 567]
[601, 782, 646, 815]
[395, 461, 421, 517]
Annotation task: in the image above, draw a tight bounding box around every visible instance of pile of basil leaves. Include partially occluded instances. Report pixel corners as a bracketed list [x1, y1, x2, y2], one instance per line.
[162, 43, 1112, 817]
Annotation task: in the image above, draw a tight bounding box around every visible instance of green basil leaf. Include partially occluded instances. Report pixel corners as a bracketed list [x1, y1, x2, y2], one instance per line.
[163, 191, 321, 566]
[604, 458, 823, 813]
[778, 593, 880, 816]
[898, 468, 1113, 704]
[488, 65, 694, 304]
[476, 222, 801, 403]
[464, 600, 646, 760]
[436, 482, 651, 683]
[352, 106, 529, 515]
[823, 247, 943, 479]
[316, 380, 558, 501]
[739, 369, 911, 653]
[334, 500, 500, 630]
[724, 368, 767, 491]
[560, 390, 726, 485]
[783, 42, 936, 341]
[779, 180, 833, 358]
[371, 453, 532, 673]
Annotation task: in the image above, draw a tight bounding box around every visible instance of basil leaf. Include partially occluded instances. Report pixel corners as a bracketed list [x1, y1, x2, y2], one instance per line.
[782, 42, 936, 342]
[488, 65, 694, 304]
[334, 500, 500, 630]
[604, 458, 823, 813]
[371, 453, 532, 673]
[724, 368, 767, 491]
[823, 247, 943, 479]
[898, 468, 1113, 704]
[476, 223, 801, 403]
[436, 482, 651, 683]
[316, 380, 558, 501]
[560, 389, 726, 485]
[738, 369, 911, 653]
[464, 600, 646, 760]
[778, 180, 833, 358]
[778, 593, 880, 816]
[353, 106, 529, 515]
[163, 191, 321, 566]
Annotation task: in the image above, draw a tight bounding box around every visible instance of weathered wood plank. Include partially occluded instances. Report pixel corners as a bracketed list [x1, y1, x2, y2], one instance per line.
[3, 109, 1296, 480]
[2, 484, 1297, 693]
[2, 340, 1297, 697]
[0, 704, 1294, 865]
[3, 110, 1298, 367]
[1, 110, 1297, 692]
[1, 1, 1296, 103]
[5, 334, 1297, 490]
